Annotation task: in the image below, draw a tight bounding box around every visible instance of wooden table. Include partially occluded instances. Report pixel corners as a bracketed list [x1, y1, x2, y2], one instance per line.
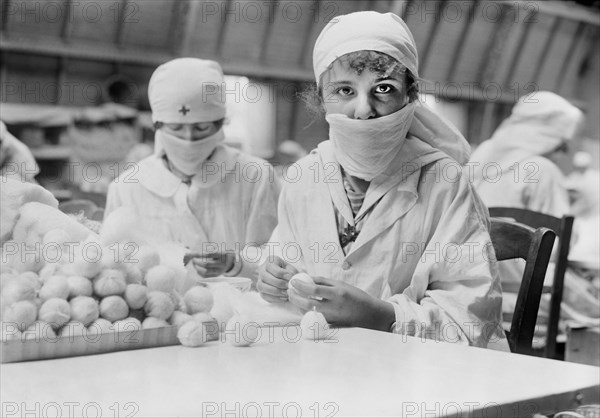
[1, 328, 599, 417]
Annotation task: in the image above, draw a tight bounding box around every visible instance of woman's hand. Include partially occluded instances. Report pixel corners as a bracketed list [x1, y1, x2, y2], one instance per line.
[288, 276, 396, 332]
[257, 256, 298, 303]
[189, 252, 235, 277]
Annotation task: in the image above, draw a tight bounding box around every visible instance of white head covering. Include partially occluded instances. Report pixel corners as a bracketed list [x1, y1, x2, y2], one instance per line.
[470, 91, 584, 185]
[148, 58, 226, 124]
[312, 11, 471, 165]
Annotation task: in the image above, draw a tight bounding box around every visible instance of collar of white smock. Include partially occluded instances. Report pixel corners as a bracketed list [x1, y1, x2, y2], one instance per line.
[138, 144, 230, 197]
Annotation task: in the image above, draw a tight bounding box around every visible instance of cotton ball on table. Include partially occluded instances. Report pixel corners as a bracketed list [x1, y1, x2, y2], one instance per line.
[225, 315, 260, 347]
[144, 291, 175, 321]
[99, 296, 129, 322]
[300, 309, 330, 341]
[39, 264, 61, 283]
[19, 272, 42, 290]
[209, 285, 239, 331]
[38, 298, 71, 330]
[87, 318, 113, 335]
[169, 290, 187, 313]
[60, 234, 104, 279]
[142, 317, 169, 329]
[184, 286, 214, 314]
[134, 245, 161, 273]
[170, 311, 194, 329]
[113, 317, 142, 333]
[124, 284, 148, 310]
[58, 321, 87, 339]
[1, 280, 36, 306]
[93, 269, 127, 297]
[145, 265, 177, 293]
[69, 296, 99, 326]
[2, 300, 38, 331]
[177, 320, 209, 347]
[123, 265, 143, 284]
[67, 275, 93, 298]
[39, 275, 70, 300]
[22, 321, 57, 341]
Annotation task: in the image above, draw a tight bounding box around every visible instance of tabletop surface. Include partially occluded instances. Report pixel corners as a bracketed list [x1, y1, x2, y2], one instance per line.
[2, 327, 599, 417]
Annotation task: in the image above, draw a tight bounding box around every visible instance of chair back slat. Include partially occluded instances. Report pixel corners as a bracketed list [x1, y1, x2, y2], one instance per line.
[490, 218, 556, 355]
[489, 207, 574, 359]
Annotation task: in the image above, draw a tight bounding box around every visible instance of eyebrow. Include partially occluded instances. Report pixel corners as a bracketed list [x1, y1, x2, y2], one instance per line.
[375, 75, 402, 82]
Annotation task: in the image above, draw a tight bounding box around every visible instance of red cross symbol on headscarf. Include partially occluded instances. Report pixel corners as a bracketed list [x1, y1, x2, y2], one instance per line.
[179, 105, 190, 115]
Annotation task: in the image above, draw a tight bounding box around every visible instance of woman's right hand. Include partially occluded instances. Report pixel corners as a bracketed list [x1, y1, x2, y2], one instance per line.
[257, 256, 298, 303]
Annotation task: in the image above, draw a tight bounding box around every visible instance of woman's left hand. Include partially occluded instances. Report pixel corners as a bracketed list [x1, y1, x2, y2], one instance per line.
[287, 276, 396, 332]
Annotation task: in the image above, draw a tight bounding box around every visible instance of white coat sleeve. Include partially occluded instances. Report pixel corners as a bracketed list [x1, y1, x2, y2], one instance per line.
[388, 172, 503, 347]
[104, 181, 124, 218]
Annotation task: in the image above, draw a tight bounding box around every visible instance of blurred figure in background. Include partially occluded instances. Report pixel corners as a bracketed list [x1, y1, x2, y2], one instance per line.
[105, 58, 278, 282]
[470, 92, 599, 332]
[0, 121, 39, 183]
[272, 139, 307, 190]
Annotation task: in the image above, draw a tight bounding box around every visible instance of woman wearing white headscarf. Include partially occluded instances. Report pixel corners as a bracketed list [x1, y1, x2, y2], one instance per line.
[470, 92, 599, 325]
[257, 11, 503, 347]
[105, 58, 278, 280]
[470, 91, 583, 216]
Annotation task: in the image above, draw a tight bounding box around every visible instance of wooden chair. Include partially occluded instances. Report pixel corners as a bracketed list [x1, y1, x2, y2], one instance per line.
[489, 207, 574, 359]
[489, 218, 556, 355]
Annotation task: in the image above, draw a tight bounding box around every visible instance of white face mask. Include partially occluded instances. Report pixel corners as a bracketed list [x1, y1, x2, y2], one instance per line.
[326, 103, 416, 181]
[156, 128, 224, 176]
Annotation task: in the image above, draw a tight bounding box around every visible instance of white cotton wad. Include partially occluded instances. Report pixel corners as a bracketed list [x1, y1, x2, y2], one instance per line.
[325, 103, 415, 181]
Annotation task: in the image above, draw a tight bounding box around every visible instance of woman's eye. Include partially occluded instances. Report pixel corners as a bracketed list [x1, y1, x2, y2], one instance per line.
[335, 87, 353, 96]
[375, 84, 394, 94]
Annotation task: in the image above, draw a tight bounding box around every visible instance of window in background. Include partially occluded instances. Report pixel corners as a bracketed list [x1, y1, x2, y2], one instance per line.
[223, 76, 276, 159]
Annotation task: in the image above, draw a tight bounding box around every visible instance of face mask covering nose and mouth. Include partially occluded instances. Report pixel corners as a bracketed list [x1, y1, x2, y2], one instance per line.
[326, 102, 416, 181]
[156, 128, 225, 176]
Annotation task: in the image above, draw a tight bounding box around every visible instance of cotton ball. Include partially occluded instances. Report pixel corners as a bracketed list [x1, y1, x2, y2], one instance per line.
[99, 296, 129, 322]
[144, 291, 175, 321]
[1, 321, 22, 341]
[192, 312, 214, 324]
[145, 265, 177, 293]
[22, 321, 57, 341]
[113, 317, 142, 333]
[169, 311, 194, 329]
[177, 320, 208, 347]
[38, 298, 71, 329]
[0, 272, 20, 290]
[225, 315, 260, 347]
[62, 236, 104, 278]
[93, 269, 126, 297]
[300, 309, 330, 341]
[209, 286, 236, 331]
[142, 317, 169, 329]
[169, 290, 187, 313]
[19, 271, 42, 290]
[58, 321, 87, 339]
[1, 280, 36, 305]
[123, 265, 143, 284]
[69, 296, 99, 326]
[39, 264, 61, 283]
[124, 284, 148, 310]
[67, 275, 93, 298]
[42, 228, 72, 247]
[87, 318, 113, 335]
[0, 265, 18, 275]
[135, 245, 161, 273]
[39, 275, 70, 301]
[184, 286, 214, 314]
[2, 300, 38, 331]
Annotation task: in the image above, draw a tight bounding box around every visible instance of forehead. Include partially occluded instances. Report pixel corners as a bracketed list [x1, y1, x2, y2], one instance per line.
[322, 59, 404, 85]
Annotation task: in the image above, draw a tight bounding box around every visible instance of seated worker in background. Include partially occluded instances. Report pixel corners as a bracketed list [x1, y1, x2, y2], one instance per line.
[105, 58, 279, 281]
[470, 92, 599, 327]
[258, 11, 504, 348]
[0, 121, 39, 183]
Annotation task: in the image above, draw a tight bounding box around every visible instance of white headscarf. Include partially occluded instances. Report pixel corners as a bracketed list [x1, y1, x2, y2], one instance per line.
[470, 91, 584, 185]
[312, 11, 471, 165]
[148, 58, 226, 125]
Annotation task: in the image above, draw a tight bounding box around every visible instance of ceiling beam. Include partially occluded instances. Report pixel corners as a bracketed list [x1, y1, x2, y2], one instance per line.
[297, 0, 319, 67]
[215, 0, 232, 56]
[555, 22, 586, 92]
[60, 0, 74, 41]
[259, 0, 279, 63]
[502, 6, 538, 87]
[531, 16, 561, 84]
[446, 1, 479, 82]
[419, 1, 447, 76]
[179, 0, 200, 55]
[477, 3, 512, 85]
[114, 0, 129, 47]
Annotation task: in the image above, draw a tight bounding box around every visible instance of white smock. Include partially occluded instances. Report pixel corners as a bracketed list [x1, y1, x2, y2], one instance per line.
[270, 137, 503, 347]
